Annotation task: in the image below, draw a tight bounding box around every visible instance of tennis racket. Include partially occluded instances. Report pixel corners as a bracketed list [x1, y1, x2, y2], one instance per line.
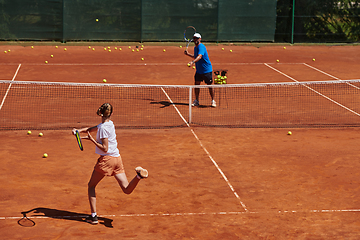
[75, 130, 84, 151]
[184, 26, 196, 50]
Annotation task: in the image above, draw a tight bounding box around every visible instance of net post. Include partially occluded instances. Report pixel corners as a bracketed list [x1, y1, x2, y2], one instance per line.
[189, 86, 192, 124]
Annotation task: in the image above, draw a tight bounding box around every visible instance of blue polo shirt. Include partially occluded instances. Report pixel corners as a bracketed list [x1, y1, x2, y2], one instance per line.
[194, 43, 212, 74]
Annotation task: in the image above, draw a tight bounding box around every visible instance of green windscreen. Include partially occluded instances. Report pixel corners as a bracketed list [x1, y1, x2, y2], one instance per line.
[0, 0, 278, 42]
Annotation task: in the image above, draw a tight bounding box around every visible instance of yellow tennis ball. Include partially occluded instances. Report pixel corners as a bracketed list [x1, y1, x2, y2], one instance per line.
[108, 49, 111, 52]
[163, 49, 166, 52]
[88, 46, 91, 49]
[104, 48, 106, 51]
[141, 45, 144, 48]
[114, 47, 117, 50]
[136, 49, 139, 52]
[187, 63, 191, 67]
[230, 49, 233, 52]
[92, 48, 95, 51]
[192, 66, 195, 69]
[313, 58, 316, 61]
[8, 49, 10, 52]
[222, 48, 224, 50]
[141, 58, 144, 61]
[276, 59, 279, 62]
[45, 61, 48, 64]
[179, 46, 182, 48]
[140, 48, 143, 51]
[107, 46, 110, 49]
[50, 55, 53, 58]
[288, 131, 292, 135]
[96, 18, 99, 22]
[55, 46, 58, 49]
[103, 79, 107, 83]
[27, 130, 32, 135]
[39, 132, 43, 137]
[283, 47, 286, 49]
[119, 48, 122, 51]
[43, 153, 48, 158]
[4, 51, 7, 53]
[132, 49, 135, 52]
[128, 46, 131, 49]
[64, 48, 67, 51]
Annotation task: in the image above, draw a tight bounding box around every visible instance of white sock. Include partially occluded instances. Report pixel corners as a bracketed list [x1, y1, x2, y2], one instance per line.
[91, 212, 97, 217]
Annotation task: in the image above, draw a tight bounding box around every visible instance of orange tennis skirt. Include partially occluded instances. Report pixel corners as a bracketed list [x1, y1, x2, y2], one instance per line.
[94, 155, 125, 176]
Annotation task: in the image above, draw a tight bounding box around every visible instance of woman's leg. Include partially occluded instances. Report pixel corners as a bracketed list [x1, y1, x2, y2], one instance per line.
[114, 167, 148, 194]
[88, 170, 105, 214]
[114, 173, 140, 195]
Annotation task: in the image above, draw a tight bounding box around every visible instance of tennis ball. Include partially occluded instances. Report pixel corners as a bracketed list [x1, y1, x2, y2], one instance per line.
[276, 59, 279, 62]
[132, 49, 135, 52]
[313, 58, 316, 61]
[8, 49, 10, 52]
[104, 48, 106, 51]
[96, 18, 99, 22]
[108, 49, 111, 52]
[179, 46, 182, 48]
[119, 48, 122, 51]
[39, 132, 43, 137]
[217, 75, 221, 79]
[141, 58, 144, 61]
[43, 153, 48, 158]
[4, 51, 7, 53]
[107, 46, 110, 49]
[55, 46, 58, 49]
[64, 48, 67, 51]
[163, 49, 166, 52]
[88, 46, 91, 49]
[141, 45, 144, 48]
[222, 48, 224, 50]
[230, 49, 233, 52]
[187, 63, 190, 67]
[288, 131, 292, 135]
[50, 55, 53, 58]
[27, 130, 32, 135]
[92, 48, 95, 51]
[45, 61, 48, 64]
[128, 46, 131, 49]
[103, 79, 107, 83]
[193, 66, 195, 69]
[136, 49, 139, 52]
[31, 46, 34, 49]
[114, 47, 117, 50]
[283, 47, 286, 49]
[140, 48, 143, 51]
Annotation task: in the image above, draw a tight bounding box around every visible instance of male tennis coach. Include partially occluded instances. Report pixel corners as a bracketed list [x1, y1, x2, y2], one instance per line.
[185, 33, 216, 107]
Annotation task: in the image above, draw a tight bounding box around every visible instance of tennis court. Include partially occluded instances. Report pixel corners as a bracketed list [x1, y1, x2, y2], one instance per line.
[1, 44, 360, 239]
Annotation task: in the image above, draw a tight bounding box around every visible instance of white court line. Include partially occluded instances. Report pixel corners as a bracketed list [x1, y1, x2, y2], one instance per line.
[0, 64, 21, 111]
[264, 63, 360, 117]
[303, 63, 360, 90]
[160, 87, 248, 212]
[2, 208, 360, 220]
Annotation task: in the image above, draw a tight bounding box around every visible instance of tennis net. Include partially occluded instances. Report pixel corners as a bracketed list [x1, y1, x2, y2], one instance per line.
[1, 79, 360, 130]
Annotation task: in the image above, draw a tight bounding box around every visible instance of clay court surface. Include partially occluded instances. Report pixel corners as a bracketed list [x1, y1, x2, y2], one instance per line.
[1, 43, 360, 239]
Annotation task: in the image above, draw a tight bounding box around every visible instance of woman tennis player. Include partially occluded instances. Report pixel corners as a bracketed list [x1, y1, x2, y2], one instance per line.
[72, 103, 148, 224]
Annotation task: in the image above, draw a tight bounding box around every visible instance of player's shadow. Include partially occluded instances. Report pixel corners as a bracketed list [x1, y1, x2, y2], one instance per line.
[150, 101, 189, 108]
[20, 207, 113, 228]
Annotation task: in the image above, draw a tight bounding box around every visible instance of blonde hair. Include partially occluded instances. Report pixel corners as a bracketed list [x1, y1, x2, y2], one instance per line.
[97, 103, 113, 117]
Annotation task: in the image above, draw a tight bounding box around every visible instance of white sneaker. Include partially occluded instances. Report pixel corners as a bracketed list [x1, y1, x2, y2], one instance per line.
[211, 100, 217, 107]
[192, 99, 199, 107]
